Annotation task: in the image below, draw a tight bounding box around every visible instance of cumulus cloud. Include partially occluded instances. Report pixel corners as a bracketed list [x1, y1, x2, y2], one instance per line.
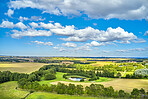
[0, 21, 138, 43]
[8, 0, 148, 20]
[18, 16, 45, 22]
[5, 9, 14, 17]
[31, 40, 53, 46]
[90, 41, 105, 47]
[144, 31, 148, 36]
[11, 29, 52, 38]
[0, 20, 27, 30]
[61, 27, 137, 43]
[62, 42, 77, 47]
[0, 20, 14, 28]
[15, 22, 27, 30]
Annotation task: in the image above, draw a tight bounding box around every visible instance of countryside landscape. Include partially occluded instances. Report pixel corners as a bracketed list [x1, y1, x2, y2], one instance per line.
[0, 56, 148, 99]
[1, 0, 148, 99]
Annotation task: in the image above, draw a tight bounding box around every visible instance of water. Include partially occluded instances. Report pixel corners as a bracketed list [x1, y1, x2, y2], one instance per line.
[69, 77, 83, 81]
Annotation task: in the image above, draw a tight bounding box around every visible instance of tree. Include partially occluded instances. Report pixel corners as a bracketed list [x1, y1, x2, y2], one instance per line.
[118, 90, 126, 97]
[18, 78, 28, 88]
[139, 88, 145, 94]
[131, 88, 140, 98]
[44, 73, 56, 80]
[76, 85, 84, 95]
[28, 74, 36, 82]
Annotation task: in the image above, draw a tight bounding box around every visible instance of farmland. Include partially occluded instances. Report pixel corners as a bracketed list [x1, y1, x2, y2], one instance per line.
[0, 63, 47, 73]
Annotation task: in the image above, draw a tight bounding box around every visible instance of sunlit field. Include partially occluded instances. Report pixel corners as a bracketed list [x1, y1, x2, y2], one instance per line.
[0, 63, 47, 73]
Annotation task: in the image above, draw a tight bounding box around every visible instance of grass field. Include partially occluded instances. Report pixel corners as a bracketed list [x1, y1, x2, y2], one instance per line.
[0, 81, 29, 99]
[0, 63, 47, 73]
[27, 92, 113, 99]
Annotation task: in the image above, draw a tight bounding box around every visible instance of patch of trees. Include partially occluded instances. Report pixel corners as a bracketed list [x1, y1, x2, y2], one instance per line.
[34, 59, 61, 63]
[18, 79, 148, 98]
[0, 71, 29, 83]
[0, 58, 30, 62]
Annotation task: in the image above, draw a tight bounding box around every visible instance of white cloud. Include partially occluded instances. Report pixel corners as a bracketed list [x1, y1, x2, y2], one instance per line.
[5, 9, 14, 17]
[90, 41, 104, 47]
[117, 48, 146, 53]
[53, 46, 58, 49]
[29, 22, 39, 28]
[15, 22, 27, 30]
[9, 0, 148, 20]
[19, 16, 29, 22]
[144, 31, 148, 36]
[62, 42, 77, 47]
[31, 40, 53, 46]
[132, 39, 146, 43]
[0, 20, 27, 30]
[0, 21, 138, 43]
[102, 50, 110, 53]
[75, 44, 91, 51]
[59, 47, 66, 52]
[50, 25, 75, 36]
[18, 16, 45, 22]
[11, 29, 52, 38]
[61, 27, 137, 43]
[0, 20, 14, 28]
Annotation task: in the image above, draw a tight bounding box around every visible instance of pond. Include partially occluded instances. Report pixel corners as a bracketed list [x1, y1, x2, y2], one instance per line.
[69, 77, 86, 81]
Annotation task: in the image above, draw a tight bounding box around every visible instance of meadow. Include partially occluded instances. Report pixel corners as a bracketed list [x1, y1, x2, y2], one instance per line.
[0, 62, 47, 73]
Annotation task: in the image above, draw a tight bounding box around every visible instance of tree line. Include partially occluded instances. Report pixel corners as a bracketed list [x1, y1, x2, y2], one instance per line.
[18, 78, 148, 98]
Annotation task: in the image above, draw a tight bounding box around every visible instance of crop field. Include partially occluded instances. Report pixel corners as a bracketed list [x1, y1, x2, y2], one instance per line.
[0, 63, 47, 73]
[90, 61, 116, 66]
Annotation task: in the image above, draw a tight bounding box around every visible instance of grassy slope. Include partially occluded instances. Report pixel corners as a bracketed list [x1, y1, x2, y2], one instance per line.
[0, 63, 47, 73]
[27, 92, 112, 99]
[0, 81, 29, 99]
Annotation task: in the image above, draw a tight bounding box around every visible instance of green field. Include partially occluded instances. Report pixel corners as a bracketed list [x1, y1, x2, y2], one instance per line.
[0, 63, 47, 73]
[0, 81, 29, 99]
[27, 92, 112, 99]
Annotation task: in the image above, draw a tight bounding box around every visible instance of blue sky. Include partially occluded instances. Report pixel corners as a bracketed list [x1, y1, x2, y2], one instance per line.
[0, 0, 148, 57]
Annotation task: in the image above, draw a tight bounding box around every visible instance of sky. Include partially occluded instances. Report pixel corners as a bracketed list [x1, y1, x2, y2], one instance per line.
[0, 0, 148, 57]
